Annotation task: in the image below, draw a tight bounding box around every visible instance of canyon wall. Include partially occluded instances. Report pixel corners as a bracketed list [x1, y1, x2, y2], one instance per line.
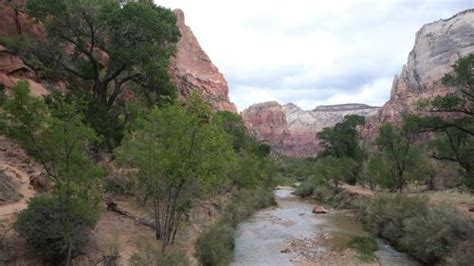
[243, 9, 474, 157]
[375, 9, 474, 124]
[0, 2, 236, 112]
[169, 9, 237, 113]
[241, 102, 379, 157]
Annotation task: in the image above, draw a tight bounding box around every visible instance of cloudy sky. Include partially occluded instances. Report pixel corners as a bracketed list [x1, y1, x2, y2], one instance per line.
[157, 0, 473, 111]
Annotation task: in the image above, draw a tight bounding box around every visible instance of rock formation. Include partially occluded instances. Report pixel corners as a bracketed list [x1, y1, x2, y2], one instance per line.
[169, 9, 237, 113]
[0, 2, 237, 112]
[375, 9, 474, 125]
[241, 102, 379, 157]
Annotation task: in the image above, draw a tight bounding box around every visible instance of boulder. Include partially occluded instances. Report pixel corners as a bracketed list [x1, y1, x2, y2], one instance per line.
[312, 206, 328, 214]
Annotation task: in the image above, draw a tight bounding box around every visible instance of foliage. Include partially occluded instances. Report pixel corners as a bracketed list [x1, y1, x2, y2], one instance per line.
[401, 206, 474, 264]
[278, 158, 317, 181]
[196, 188, 275, 266]
[116, 94, 235, 248]
[372, 121, 424, 192]
[413, 54, 474, 190]
[26, 0, 180, 107]
[350, 236, 378, 262]
[2, 81, 103, 263]
[364, 194, 428, 244]
[196, 222, 234, 266]
[314, 156, 359, 189]
[317, 115, 366, 185]
[15, 196, 99, 261]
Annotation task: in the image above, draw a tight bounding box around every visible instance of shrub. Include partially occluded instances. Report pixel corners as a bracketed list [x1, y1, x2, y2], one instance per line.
[401, 206, 474, 264]
[14, 196, 99, 261]
[196, 222, 235, 266]
[129, 248, 189, 266]
[364, 194, 428, 244]
[350, 236, 378, 262]
[197, 188, 275, 266]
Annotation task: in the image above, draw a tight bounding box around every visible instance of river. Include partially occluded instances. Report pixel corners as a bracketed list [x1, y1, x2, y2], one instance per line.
[231, 187, 420, 266]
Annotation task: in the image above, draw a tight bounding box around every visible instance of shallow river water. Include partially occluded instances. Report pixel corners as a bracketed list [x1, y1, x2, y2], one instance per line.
[231, 187, 420, 266]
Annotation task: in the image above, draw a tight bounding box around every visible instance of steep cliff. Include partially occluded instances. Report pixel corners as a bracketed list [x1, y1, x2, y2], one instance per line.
[169, 9, 237, 113]
[241, 102, 379, 157]
[0, 2, 236, 112]
[376, 9, 474, 124]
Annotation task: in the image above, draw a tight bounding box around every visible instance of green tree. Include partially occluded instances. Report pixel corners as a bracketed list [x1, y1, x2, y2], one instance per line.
[116, 94, 235, 249]
[317, 115, 366, 184]
[373, 121, 422, 192]
[414, 54, 474, 189]
[26, 0, 180, 107]
[1, 81, 103, 264]
[314, 156, 358, 190]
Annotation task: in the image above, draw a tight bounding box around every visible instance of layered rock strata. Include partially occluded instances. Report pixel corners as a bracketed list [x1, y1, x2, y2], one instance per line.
[241, 102, 379, 157]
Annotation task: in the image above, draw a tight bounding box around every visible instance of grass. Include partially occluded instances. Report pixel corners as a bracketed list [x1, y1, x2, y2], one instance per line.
[350, 236, 378, 262]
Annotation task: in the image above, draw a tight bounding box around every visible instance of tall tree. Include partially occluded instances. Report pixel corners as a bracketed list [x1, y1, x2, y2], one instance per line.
[317, 115, 366, 184]
[116, 94, 235, 249]
[373, 121, 421, 192]
[414, 54, 474, 189]
[26, 0, 180, 107]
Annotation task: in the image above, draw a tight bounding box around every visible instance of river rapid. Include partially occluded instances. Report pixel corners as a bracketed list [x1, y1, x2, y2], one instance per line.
[231, 187, 420, 266]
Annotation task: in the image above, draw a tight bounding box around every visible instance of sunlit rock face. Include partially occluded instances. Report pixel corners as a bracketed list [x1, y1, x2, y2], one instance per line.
[169, 9, 237, 113]
[241, 102, 379, 157]
[363, 9, 474, 138]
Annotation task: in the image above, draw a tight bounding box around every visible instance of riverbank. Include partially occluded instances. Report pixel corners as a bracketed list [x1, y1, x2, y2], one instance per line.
[296, 184, 474, 265]
[231, 187, 419, 265]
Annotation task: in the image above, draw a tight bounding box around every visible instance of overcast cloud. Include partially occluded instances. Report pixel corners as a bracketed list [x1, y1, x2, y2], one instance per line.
[156, 0, 474, 111]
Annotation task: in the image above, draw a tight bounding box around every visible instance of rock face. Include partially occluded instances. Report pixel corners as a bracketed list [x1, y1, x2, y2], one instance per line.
[374, 9, 474, 126]
[0, 3, 236, 112]
[241, 102, 379, 157]
[169, 9, 237, 113]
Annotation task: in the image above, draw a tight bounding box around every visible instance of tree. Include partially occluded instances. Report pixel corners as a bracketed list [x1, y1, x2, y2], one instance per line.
[317, 115, 366, 184]
[26, 0, 180, 107]
[1, 81, 103, 264]
[116, 94, 235, 249]
[313, 156, 358, 190]
[373, 121, 421, 192]
[414, 54, 474, 189]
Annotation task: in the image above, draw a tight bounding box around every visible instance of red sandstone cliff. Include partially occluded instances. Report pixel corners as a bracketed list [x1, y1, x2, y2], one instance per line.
[241, 102, 379, 157]
[169, 9, 237, 113]
[0, 2, 236, 112]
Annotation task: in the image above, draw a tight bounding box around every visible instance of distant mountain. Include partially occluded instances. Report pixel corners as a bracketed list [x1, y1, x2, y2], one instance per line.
[241, 102, 379, 157]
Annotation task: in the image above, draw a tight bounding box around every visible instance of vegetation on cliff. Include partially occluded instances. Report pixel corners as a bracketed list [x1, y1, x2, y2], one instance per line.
[0, 1, 277, 264]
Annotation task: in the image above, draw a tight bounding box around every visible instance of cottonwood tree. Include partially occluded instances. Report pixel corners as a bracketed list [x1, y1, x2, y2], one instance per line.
[372, 121, 421, 192]
[26, 0, 180, 107]
[317, 115, 366, 185]
[116, 94, 235, 249]
[414, 54, 474, 189]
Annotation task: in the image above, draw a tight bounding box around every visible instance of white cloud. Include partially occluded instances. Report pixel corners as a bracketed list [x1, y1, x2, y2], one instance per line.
[156, 0, 474, 111]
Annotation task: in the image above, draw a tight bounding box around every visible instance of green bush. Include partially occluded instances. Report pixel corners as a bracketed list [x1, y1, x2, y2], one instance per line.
[401, 206, 474, 264]
[350, 236, 378, 262]
[14, 196, 99, 261]
[196, 222, 235, 266]
[197, 188, 275, 266]
[364, 194, 428, 244]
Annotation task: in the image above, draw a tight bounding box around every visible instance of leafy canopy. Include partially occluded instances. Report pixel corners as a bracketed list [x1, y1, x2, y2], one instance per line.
[26, 0, 180, 107]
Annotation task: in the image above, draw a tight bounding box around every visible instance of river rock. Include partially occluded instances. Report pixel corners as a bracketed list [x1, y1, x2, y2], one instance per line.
[312, 206, 328, 214]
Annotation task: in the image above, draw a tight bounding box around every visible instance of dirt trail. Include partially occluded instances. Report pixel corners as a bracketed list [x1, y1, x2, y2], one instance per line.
[0, 163, 36, 218]
[341, 184, 374, 197]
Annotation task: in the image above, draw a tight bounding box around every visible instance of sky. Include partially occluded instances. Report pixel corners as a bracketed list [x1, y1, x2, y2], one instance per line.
[156, 0, 474, 111]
